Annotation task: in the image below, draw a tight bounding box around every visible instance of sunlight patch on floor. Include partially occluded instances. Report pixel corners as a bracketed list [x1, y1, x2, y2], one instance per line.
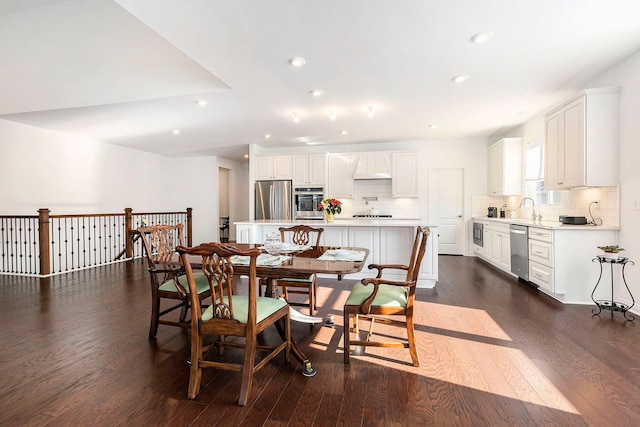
[416, 302, 580, 415]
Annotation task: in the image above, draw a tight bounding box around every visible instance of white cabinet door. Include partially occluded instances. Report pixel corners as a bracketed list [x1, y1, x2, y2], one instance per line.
[320, 226, 348, 247]
[392, 152, 419, 197]
[272, 155, 292, 179]
[255, 156, 292, 180]
[348, 227, 379, 265]
[544, 88, 619, 189]
[294, 154, 327, 186]
[379, 227, 414, 266]
[308, 153, 326, 186]
[236, 225, 253, 244]
[487, 142, 503, 195]
[545, 111, 562, 189]
[255, 157, 274, 180]
[292, 155, 309, 186]
[487, 138, 522, 195]
[327, 154, 354, 198]
[561, 97, 586, 188]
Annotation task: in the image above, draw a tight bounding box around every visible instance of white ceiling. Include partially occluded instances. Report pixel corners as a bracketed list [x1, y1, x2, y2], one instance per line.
[2, 0, 640, 162]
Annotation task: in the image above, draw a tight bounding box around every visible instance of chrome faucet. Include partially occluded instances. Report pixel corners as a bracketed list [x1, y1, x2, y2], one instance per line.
[519, 197, 540, 221]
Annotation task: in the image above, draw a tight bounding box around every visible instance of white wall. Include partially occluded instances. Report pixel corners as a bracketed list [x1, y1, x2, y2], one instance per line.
[0, 119, 247, 244]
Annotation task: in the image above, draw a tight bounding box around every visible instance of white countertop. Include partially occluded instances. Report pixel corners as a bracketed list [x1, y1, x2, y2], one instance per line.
[235, 219, 436, 227]
[472, 216, 620, 231]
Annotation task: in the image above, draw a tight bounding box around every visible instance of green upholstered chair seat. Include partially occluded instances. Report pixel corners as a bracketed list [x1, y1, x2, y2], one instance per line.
[202, 296, 288, 324]
[158, 271, 210, 294]
[279, 274, 315, 283]
[345, 282, 408, 308]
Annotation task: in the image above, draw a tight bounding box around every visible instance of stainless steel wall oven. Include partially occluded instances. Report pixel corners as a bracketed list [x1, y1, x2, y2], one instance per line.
[472, 222, 483, 247]
[294, 187, 324, 220]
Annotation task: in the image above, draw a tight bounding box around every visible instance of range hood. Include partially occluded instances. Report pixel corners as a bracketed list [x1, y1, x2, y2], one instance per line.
[352, 152, 392, 179]
[352, 172, 392, 180]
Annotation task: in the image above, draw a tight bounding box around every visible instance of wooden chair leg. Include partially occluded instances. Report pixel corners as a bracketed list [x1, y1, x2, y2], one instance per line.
[238, 335, 257, 406]
[407, 318, 420, 367]
[313, 281, 318, 310]
[179, 299, 189, 323]
[188, 333, 203, 399]
[149, 295, 160, 338]
[308, 286, 315, 316]
[344, 311, 350, 364]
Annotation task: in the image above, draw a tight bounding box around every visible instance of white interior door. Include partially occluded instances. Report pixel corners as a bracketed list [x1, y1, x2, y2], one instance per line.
[428, 168, 464, 255]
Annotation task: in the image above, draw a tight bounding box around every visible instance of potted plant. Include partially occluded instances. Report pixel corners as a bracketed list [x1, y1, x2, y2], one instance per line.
[318, 197, 342, 223]
[597, 245, 625, 260]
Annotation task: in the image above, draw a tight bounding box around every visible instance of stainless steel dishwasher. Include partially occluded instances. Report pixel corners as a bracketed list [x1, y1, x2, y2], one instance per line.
[510, 224, 529, 281]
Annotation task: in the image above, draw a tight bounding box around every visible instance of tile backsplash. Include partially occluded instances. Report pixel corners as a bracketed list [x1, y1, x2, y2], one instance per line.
[330, 179, 420, 219]
[472, 186, 620, 226]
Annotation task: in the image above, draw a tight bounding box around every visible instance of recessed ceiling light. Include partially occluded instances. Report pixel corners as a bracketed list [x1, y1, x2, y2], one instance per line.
[367, 106, 376, 118]
[289, 57, 306, 67]
[517, 110, 530, 116]
[244, 154, 249, 159]
[340, 130, 348, 135]
[292, 112, 300, 123]
[195, 99, 208, 106]
[451, 74, 469, 83]
[264, 134, 271, 139]
[309, 89, 324, 97]
[172, 129, 181, 135]
[429, 124, 438, 129]
[470, 31, 493, 44]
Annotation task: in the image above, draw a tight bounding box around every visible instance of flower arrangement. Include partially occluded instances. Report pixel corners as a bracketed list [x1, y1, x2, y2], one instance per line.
[318, 197, 342, 215]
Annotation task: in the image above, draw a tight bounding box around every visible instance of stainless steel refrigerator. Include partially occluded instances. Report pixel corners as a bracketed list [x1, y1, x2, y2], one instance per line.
[255, 180, 293, 220]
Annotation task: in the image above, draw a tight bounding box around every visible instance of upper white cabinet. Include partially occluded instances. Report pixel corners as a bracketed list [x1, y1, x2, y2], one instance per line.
[488, 137, 523, 196]
[292, 153, 327, 186]
[255, 155, 292, 180]
[327, 154, 354, 198]
[544, 88, 620, 189]
[392, 152, 419, 197]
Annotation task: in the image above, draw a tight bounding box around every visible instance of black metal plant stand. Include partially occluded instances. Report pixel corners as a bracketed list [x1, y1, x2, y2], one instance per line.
[591, 255, 635, 321]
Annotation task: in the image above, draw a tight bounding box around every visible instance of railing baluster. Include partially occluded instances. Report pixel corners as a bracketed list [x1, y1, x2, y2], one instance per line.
[1, 208, 191, 276]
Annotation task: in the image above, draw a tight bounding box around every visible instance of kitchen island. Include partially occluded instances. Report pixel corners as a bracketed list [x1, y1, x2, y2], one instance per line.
[234, 220, 438, 288]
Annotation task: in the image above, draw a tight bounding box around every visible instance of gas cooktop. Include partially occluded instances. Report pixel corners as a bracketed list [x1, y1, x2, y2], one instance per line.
[352, 214, 392, 218]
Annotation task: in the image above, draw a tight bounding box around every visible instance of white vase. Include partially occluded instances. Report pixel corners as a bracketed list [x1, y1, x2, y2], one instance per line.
[603, 252, 619, 260]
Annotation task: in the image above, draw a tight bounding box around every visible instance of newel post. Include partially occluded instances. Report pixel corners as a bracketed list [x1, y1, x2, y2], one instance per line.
[38, 208, 51, 276]
[186, 207, 193, 246]
[125, 208, 133, 258]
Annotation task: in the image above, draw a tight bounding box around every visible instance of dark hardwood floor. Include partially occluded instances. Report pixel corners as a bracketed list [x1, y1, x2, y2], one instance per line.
[2, 255, 640, 426]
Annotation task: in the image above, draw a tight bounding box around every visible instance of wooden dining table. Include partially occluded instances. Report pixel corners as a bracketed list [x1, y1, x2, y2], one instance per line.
[172, 243, 369, 377]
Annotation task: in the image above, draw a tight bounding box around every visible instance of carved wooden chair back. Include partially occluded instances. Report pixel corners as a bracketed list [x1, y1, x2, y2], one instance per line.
[137, 224, 210, 338]
[177, 242, 291, 405]
[343, 226, 430, 367]
[275, 225, 324, 316]
[279, 224, 324, 247]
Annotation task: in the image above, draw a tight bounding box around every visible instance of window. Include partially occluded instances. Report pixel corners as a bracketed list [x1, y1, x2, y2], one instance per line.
[524, 139, 561, 205]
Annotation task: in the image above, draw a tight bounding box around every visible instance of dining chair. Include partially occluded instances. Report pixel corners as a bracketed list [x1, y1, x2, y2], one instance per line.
[177, 243, 291, 405]
[343, 226, 430, 367]
[263, 225, 324, 316]
[137, 224, 211, 338]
